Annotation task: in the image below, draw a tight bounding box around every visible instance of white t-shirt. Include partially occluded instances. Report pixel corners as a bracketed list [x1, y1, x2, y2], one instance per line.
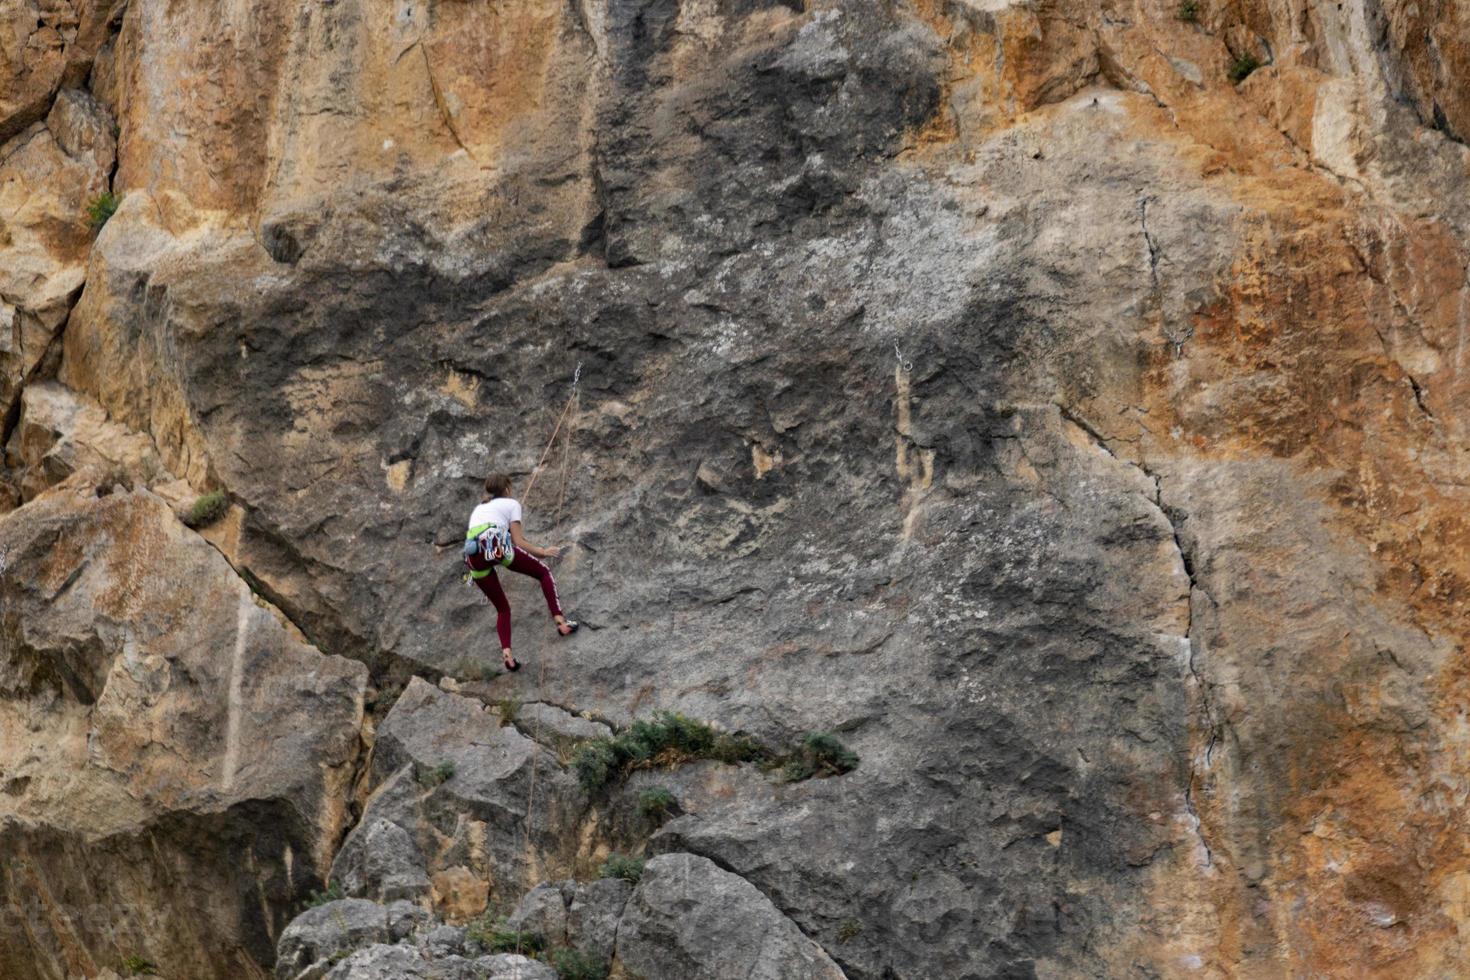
[468, 497, 523, 534]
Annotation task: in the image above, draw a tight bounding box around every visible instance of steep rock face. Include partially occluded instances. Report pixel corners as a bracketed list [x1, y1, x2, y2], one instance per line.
[0, 0, 1468, 977]
[0, 87, 114, 440]
[0, 476, 367, 977]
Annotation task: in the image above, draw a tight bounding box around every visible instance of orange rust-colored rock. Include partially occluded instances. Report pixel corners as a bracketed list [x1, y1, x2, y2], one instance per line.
[4, 0, 1470, 976]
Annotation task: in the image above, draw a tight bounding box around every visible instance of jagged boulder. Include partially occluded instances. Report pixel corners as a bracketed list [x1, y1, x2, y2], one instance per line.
[275, 899, 429, 980]
[320, 946, 554, 980]
[614, 853, 845, 980]
[331, 678, 584, 920]
[4, 380, 174, 502]
[0, 88, 114, 424]
[507, 877, 632, 963]
[0, 474, 367, 978]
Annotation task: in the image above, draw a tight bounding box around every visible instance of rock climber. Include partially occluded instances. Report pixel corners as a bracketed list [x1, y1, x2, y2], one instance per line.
[464, 472, 578, 671]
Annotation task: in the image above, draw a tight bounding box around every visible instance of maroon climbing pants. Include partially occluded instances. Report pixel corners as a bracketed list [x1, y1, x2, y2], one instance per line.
[468, 549, 563, 650]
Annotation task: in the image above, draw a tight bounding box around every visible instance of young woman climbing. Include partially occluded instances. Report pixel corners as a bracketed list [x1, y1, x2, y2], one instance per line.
[464, 472, 578, 671]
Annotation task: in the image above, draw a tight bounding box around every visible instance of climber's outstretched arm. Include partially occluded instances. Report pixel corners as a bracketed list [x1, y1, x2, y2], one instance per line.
[509, 522, 561, 560]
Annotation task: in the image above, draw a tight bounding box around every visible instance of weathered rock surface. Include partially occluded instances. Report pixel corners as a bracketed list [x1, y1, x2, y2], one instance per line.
[4, 379, 171, 502]
[331, 677, 588, 922]
[275, 898, 428, 980]
[616, 852, 845, 980]
[275, 896, 558, 980]
[0, 475, 367, 977]
[1, 0, 1469, 977]
[0, 87, 114, 426]
[0, 0, 114, 143]
[507, 877, 632, 962]
[321, 946, 555, 980]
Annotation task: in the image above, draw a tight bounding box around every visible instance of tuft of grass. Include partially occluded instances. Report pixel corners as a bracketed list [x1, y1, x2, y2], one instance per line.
[455, 658, 494, 683]
[121, 955, 157, 975]
[1176, 0, 1198, 22]
[836, 918, 862, 942]
[547, 947, 610, 980]
[416, 760, 455, 787]
[87, 191, 119, 230]
[495, 697, 521, 727]
[305, 880, 343, 908]
[183, 490, 229, 529]
[466, 913, 544, 954]
[598, 853, 645, 883]
[571, 711, 766, 794]
[365, 681, 404, 716]
[638, 786, 677, 821]
[783, 732, 859, 782]
[1228, 53, 1260, 84]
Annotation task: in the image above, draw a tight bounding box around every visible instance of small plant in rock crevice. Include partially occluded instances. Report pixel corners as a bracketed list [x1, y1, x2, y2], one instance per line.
[598, 853, 645, 883]
[568, 712, 861, 793]
[455, 658, 494, 683]
[1176, 0, 1199, 22]
[305, 880, 343, 908]
[465, 913, 544, 954]
[638, 786, 677, 821]
[120, 954, 157, 975]
[836, 918, 862, 942]
[783, 732, 860, 782]
[1229, 53, 1261, 83]
[416, 760, 455, 787]
[570, 711, 766, 793]
[495, 697, 521, 727]
[183, 490, 228, 529]
[547, 947, 610, 980]
[87, 190, 119, 229]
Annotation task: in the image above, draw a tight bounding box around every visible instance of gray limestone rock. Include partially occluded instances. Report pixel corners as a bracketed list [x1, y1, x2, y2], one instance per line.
[505, 877, 632, 963]
[331, 812, 433, 904]
[275, 899, 406, 980]
[614, 853, 846, 980]
[320, 945, 555, 980]
[331, 678, 584, 914]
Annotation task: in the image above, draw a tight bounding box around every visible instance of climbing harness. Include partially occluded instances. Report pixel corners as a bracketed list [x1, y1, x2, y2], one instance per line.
[463, 523, 513, 578]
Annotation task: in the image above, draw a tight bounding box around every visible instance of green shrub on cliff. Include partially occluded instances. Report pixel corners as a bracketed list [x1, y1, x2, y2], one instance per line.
[638, 786, 676, 821]
[783, 732, 859, 781]
[121, 954, 157, 975]
[1229, 53, 1260, 83]
[571, 711, 765, 793]
[87, 191, 119, 229]
[184, 490, 228, 529]
[1176, 0, 1199, 22]
[548, 947, 610, 980]
[598, 853, 645, 883]
[416, 760, 455, 787]
[466, 914, 544, 954]
[305, 880, 343, 907]
[495, 697, 521, 727]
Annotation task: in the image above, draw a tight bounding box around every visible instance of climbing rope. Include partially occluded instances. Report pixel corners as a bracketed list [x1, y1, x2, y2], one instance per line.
[509, 362, 581, 955]
[521, 362, 581, 503]
[553, 375, 580, 523]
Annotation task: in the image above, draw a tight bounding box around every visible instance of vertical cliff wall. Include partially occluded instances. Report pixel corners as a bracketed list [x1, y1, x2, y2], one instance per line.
[2, 0, 1469, 977]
